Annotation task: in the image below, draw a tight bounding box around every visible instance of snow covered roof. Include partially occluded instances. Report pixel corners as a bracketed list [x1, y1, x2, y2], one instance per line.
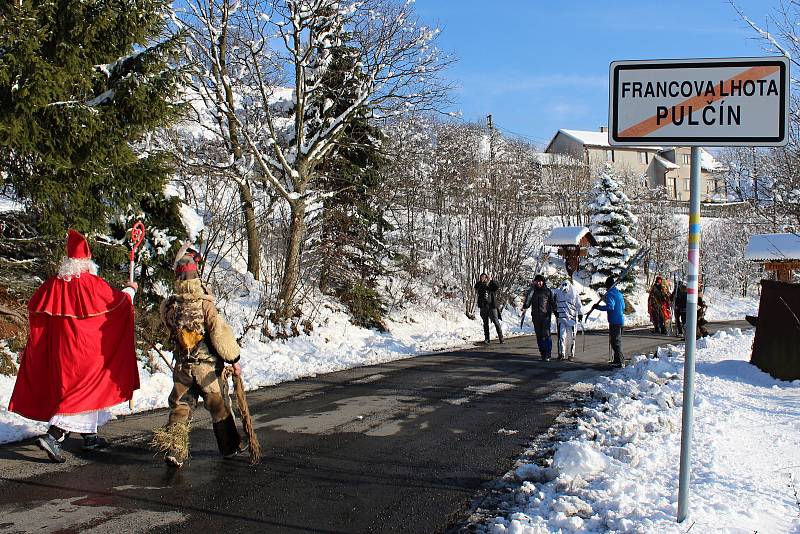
[653, 154, 680, 170]
[544, 226, 596, 246]
[700, 148, 724, 172]
[555, 129, 663, 151]
[745, 233, 800, 261]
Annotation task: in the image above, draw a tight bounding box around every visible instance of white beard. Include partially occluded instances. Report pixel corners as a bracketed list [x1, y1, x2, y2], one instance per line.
[57, 257, 99, 281]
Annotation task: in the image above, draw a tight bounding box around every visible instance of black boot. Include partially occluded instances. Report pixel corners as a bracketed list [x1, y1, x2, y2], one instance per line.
[81, 434, 110, 450]
[38, 429, 66, 463]
[213, 415, 242, 457]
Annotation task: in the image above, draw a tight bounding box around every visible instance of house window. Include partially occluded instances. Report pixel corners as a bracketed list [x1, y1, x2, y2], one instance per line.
[638, 151, 648, 164]
[682, 154, 691, 165]
[606, 150, 614, 162]
[684, 178, 690, 191]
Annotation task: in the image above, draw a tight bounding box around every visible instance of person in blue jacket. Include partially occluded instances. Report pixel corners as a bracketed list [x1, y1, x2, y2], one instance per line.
[594, 276, 626, 367]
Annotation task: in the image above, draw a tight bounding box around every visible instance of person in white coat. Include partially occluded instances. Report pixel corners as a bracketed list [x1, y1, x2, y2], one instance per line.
[553, 279, 582, 361]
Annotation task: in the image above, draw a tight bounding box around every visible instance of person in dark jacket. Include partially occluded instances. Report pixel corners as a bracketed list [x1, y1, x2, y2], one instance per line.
[475, 273, 503, 344]
[697, 285, 709, 338]
[594, 276, 626, 367]
[522, 274, 556, 361]
[672, 281, 688, 337]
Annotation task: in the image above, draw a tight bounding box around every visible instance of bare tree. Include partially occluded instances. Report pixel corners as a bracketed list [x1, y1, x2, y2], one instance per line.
[731, 1, 800, 233]
[538, 155, 591, 227]
[701, 211, 764, 297]
[174, 0, 271, 280]
[634, 186, 685, 285]
[177, 0, 451, 316]
[385, 118, 541, 316]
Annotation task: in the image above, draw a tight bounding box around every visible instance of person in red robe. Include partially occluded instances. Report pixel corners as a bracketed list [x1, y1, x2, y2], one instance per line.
[9, 230, 140, 463]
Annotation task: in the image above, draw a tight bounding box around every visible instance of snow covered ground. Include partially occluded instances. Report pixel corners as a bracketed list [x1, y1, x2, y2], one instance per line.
[0, 282, 757, 444]
[483, 328, 800, 534]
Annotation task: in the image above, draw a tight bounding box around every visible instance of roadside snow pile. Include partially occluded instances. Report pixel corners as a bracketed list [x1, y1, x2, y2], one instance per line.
[486, 328, 800, 533]
[703, 287, 759, 322]
[581, 285, 757, 331]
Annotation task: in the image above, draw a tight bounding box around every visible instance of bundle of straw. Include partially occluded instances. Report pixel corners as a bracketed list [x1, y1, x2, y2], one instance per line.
[150, 421, 190, 461]
[223, 367, 262, 465]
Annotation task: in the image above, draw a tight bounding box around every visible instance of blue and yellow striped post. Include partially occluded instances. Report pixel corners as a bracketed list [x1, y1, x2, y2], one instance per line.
[677, 146, 702, 523]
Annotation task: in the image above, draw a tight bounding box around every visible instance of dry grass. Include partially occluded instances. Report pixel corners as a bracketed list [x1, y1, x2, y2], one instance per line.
[0, 351, 16, 376]
[150, 422, 190, 461]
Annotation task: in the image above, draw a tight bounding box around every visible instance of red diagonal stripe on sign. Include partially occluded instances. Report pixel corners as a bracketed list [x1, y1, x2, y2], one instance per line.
[618, 65, 780, 138]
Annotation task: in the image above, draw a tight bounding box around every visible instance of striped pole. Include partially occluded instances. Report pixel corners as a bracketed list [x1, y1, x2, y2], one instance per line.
[677, 146, 702, 522]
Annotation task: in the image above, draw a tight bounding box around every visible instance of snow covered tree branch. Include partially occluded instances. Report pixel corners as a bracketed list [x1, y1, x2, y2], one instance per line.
[178, 0, 451, 315]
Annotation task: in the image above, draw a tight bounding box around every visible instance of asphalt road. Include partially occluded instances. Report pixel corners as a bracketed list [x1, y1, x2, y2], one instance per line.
[0, 321, 749, 533]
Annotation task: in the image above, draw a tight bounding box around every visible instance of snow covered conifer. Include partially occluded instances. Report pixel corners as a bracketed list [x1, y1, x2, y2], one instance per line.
[0, 0, 186, 234]
[314, 41, 392, 330]
[585, 165, 640, 293]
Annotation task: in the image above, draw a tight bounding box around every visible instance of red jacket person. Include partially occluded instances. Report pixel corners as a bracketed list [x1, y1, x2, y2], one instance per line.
[9, 230, 139, 462]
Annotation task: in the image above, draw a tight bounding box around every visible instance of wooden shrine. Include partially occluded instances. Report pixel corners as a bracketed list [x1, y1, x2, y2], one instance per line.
[543, 226, 597, 278]
[745, 233, 800, 283]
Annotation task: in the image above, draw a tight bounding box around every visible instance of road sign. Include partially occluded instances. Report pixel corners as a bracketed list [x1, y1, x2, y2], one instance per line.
[609, 57, 790, 147]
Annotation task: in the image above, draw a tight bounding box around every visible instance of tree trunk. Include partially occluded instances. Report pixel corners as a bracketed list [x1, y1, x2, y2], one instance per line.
[238, 181, 260, 281]
[278, 198, 306, 315]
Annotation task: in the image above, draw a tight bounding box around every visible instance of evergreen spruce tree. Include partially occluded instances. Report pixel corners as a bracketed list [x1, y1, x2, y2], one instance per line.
[0, 0, 186, 236]
[317, 114, 393, 331]
[308, 15, 393, 330]
[585, 165, 640, 293]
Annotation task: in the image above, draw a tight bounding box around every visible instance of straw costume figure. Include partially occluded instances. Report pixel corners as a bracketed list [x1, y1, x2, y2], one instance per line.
[153, 245, 246, 468]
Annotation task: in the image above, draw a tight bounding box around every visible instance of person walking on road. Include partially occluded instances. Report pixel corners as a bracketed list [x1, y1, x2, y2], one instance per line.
[522, 274, 556, 361]
[553, 279, 582, 361]
[594, 276, 626, 368]
[697, 285, 710, 338]
[9, 230, 140, 463]
[474, 273, 504, 344]
[672, 281, 688, 337]
[648, 276, 672, 335]
[156, 246, 246, 468]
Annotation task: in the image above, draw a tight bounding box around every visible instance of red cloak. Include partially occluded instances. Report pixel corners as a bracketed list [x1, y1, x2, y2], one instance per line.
[9, 273, 140, 422]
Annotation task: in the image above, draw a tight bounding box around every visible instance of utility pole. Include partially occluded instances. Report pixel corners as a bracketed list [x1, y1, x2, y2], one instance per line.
[486, 114, 495, 167]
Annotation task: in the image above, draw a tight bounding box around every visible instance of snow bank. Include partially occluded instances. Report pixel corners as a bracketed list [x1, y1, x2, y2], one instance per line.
[552, 441, 612, 479]
[580, 284, 757, 331]
[484, 328, 800, 533]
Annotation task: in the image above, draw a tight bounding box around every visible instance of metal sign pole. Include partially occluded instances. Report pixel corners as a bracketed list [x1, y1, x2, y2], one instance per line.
[608, 56, 788, 524]
[677, 146, 702, 523]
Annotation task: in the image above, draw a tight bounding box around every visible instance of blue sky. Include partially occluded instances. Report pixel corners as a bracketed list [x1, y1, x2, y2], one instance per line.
[414, 0, 777, 148]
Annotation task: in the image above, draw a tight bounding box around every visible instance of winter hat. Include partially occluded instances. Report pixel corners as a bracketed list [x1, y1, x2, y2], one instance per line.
[534, 274, 545, 283]
[605, 276, 615, 289]
[66, 230, 91, 259]
[173, 241, 202, 280]
[174, 253, 200, 281]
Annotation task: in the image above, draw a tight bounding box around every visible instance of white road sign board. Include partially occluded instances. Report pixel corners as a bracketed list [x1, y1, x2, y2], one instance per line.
[609, 57, 790, 146]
